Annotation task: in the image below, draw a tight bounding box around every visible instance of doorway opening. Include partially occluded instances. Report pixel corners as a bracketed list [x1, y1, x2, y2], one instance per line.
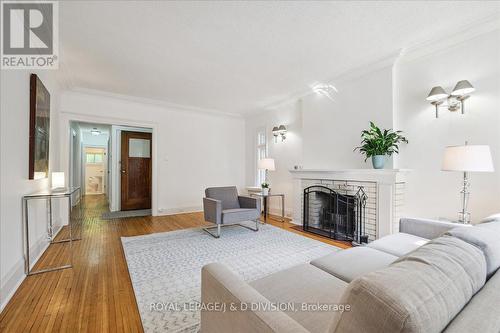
[84, 147, 106, 195]
[69, 121, 153, 217]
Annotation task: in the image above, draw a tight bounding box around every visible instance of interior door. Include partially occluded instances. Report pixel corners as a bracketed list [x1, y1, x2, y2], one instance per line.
[121, 131, 152, 210]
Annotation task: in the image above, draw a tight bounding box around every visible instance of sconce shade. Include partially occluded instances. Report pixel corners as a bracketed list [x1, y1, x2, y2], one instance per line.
[278, 125, 286, 133]
[52, 172, 65, 189]
[451, 80, 475, 96]
[442, 145, 494, 172]
[272, 126, 279, 133]
[258, 158, 275, 171]
[426, 86, 448, 101]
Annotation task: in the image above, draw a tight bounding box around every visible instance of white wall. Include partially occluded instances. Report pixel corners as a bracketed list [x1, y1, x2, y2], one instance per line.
[81, 131, 109, 147]
[395, 30, 500, 222]
[245, 30, 500, 224]
[59, 91, 246, 215]
[302, 66, 394, 169]
[0, 70, 62, 310]
[245, 66, 395, 217]
[245, 100, 303, 217]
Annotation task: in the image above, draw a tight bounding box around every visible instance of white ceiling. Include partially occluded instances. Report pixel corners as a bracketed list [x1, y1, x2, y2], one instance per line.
[60, 1, 500, 115]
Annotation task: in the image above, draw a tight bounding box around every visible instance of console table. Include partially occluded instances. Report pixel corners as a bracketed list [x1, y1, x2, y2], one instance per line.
[23, 187, 82, 275]
[250, 192, 285, 223]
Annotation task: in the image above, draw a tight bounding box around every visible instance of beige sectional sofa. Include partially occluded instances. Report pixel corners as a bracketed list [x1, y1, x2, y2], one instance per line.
[201, 218, 500, 333]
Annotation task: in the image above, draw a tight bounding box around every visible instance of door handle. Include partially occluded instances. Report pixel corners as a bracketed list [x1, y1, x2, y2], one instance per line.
[121, 169, 126, 174]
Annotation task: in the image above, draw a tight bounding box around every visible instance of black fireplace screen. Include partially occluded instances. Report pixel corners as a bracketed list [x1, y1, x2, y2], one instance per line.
[303, 185, 368, 245]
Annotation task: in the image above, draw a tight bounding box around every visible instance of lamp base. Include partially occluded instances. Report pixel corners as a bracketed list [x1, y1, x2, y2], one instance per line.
[458, 211, 471, 224]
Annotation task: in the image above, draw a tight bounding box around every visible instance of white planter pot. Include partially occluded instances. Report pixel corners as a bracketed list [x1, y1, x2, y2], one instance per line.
[262, 188, 269, 195]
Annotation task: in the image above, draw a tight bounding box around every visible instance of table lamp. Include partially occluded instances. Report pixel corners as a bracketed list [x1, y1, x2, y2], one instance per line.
[442, 144, 494, 223]
[258, 158, 275, 194]
[51, 172, 65, 189]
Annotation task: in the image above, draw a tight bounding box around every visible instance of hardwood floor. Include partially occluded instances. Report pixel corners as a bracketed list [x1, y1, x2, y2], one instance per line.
[0, 195, 349, 332]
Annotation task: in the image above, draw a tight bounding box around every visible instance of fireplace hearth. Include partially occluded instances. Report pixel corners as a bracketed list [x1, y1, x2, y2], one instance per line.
[303, 185, 368, 245]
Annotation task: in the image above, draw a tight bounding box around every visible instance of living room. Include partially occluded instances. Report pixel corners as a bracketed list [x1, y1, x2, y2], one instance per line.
[1, 1, 499, 332]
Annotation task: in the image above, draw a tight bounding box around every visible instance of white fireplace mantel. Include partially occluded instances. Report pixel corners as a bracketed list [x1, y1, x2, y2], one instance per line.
[289, 169, 411, 184]
[289, 169, 411, 240]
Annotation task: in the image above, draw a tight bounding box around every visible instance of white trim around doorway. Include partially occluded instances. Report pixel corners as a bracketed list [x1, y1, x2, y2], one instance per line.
[59, 112, 159, 216]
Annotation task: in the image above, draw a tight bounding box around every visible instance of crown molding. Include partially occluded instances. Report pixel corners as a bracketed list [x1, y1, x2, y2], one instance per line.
[399, 13, 500, 64]
[246, 14, 499, 117]
[66, 87, 243, 119]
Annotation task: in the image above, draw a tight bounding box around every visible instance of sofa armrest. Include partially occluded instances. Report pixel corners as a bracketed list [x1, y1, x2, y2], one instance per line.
[399, 217, 468, 240]
[204, 198, 222, 224]
[238, 196, 261, 211]
[201, 263, 308, 333]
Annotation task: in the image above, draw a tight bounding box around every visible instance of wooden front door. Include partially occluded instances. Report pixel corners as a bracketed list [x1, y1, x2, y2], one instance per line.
[121, 131, 152, 210]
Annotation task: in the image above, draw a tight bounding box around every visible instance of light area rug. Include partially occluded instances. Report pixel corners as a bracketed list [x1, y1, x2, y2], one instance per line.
[121, 222, 340, 333]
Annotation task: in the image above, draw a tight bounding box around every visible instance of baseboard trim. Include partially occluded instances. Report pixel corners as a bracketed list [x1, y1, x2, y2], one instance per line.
[0, 222, 63, 312]
[156, 206, 203, 216]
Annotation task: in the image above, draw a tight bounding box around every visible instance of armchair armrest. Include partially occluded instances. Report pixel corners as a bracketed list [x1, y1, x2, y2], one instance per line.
[399, 217, 469, 240]
[201, 263, 308, 333]
[203, 197, 222, 225]
[238, 196, 261, 211]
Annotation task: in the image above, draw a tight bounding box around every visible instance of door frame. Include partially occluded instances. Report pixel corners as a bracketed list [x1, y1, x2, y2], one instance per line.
[60, 113, 158, 215]
[120, 131, 152, 210]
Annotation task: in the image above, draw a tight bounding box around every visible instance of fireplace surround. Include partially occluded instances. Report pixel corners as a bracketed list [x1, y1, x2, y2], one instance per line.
[290, 169, 409, 241]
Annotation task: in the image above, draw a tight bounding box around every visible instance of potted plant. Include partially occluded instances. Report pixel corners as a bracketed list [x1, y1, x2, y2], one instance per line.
[261, 182, 270, 195]
[354, 122, 408, 169]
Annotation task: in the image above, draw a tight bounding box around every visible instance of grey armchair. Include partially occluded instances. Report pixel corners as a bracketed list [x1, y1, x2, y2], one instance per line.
[203, 186, 261, 238]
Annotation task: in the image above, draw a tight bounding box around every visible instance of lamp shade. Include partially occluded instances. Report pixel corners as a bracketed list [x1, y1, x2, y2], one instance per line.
[426, 86, 448, 101]
[258, 158, 275, 171]
[451, 80, 475, 96]
[51, 172, 65, 189]
[442, 145, 494, 172]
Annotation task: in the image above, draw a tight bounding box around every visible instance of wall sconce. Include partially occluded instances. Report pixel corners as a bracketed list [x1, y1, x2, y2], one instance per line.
[272, 125, 287, 142]
[426, 80, 475, 118]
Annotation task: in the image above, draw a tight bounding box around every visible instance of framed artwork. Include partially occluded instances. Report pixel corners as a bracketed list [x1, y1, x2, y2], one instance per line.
[29, 74, 50, 180]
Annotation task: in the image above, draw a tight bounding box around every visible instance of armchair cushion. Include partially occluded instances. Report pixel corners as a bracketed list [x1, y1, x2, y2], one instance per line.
[222, 208, 260, 224]
[205, 186, 240, 210]
[238, 196, 261, 211]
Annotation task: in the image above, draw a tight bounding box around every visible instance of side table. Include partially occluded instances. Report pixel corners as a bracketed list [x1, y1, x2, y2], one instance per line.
[23, 187, 82, 275]
[250, 192, 285, 223]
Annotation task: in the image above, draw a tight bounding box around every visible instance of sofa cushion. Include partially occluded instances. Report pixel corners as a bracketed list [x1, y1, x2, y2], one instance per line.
[476, 220, 500, 234]
[444, 270, 500, 333]
[399, 217, 464, 240]
[250, 264, 348, 333]
[479, 213, 500, 224]
[221, 208, 259, 224]
[311, 247, 397, 283]
[333, 236, 486, 333]
[205, 186, 240, 209]
[446, 226, 500, 278]
[367, 232, 428, 257]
